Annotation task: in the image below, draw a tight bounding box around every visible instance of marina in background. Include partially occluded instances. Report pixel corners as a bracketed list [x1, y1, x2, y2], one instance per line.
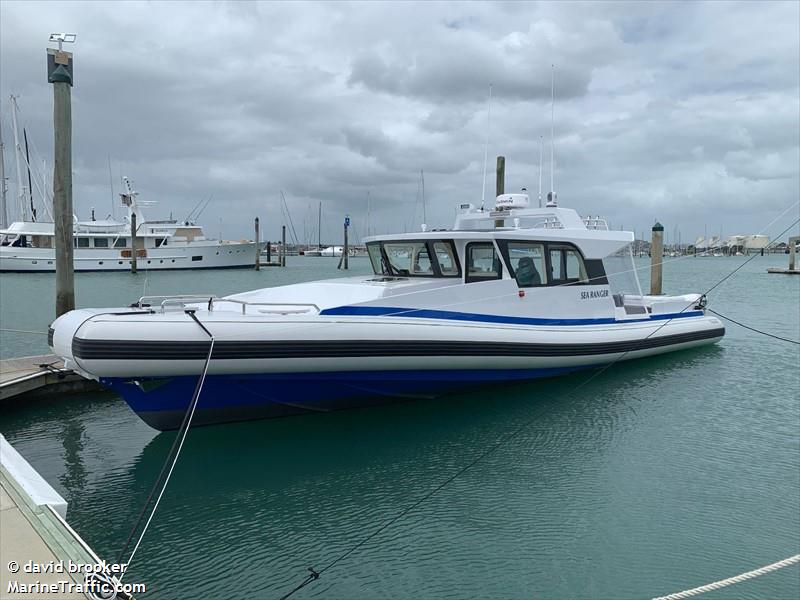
[0, 14, 797, 600]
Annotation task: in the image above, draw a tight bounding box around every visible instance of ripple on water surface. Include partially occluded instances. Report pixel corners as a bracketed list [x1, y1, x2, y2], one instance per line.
[0, 256, 798, 599]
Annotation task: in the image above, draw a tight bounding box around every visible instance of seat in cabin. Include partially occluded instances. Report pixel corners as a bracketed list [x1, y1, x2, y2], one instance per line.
[515, 257, 541, 286]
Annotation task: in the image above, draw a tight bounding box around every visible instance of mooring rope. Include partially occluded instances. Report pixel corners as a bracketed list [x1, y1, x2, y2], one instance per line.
[652, 554, 800, 600]
[276, 217, 800, 599]
[117, 310, 214, 583]
[707, 308, 800, 345]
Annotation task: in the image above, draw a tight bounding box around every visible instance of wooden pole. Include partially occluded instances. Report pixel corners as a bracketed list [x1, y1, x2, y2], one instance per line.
[254, 217, 260, 271]
[650, 222, 664, 295]
[495, 155, 505, 197]
[281, 225, 286, 267]
[52, 68, 75, 315]
[266, 239, 271, 263]
[494, 156, 505, 227]
[789, 236, 797, 271]
[130, 211, 138, 274]
[343, 218, 349, 270]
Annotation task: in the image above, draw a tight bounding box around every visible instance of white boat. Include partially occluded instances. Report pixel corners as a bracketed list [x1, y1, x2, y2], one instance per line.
[0, 178, 260, 272]
[48, 191, 725, 430]
[320, 245, 344, 257]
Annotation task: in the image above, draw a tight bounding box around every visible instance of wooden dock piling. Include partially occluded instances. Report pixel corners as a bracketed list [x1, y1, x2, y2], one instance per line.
[254, 217, 260, 271]
[650, 222, 664, 295]
[494, 156, 505, 227]
[281, 225, 286, 267]
[48, 47, 75, 316]
[496, 156, 505, 197]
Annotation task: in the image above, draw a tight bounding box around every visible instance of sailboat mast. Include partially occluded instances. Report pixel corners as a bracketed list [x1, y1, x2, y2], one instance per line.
[23, 128, 35, 221]
[366, 191, 371, 239]
[421, 170, 426, 225]
[317, 201, 321, 250]
[549, 65, 556, 206]
[0, 99, 7, 228]
[10, 96, 27, 221]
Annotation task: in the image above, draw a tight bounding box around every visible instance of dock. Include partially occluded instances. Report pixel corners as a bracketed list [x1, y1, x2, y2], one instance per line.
[767, 235, 799, 275]
[1, 435, 134, 599]
[767, 267, 800, 275]
[0, 354, 100, 402]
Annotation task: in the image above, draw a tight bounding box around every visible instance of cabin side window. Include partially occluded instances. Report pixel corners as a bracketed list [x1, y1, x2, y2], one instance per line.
[433, 242, 458, 276]
[114, 238, 127, 248]
[465, 243, 502, 283]
[32, 235, 53, 249]
[549, 246, 588, 284]
[504, 242, 547, 287]
[93, 238, 109, 248]
[498, 240, 593, 287]
[74, 237, 90, 248]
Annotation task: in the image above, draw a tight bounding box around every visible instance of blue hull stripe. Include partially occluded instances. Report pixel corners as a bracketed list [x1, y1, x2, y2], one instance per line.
[320, 305, 705, 326]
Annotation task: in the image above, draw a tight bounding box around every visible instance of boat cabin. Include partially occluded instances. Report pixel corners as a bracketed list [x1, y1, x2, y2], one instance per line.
[366, 198, 638, 291]
[353, 194, 674, 321]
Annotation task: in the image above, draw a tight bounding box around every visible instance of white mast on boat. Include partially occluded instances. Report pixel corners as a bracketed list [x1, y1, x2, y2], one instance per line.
[538, 135, 543, 208]
[9, 95, 28, 222]
[421, 169, 426, 229]
[0, 98, 7, 228]
[480, 84, 492, 211]
[546, 65, 557, 208]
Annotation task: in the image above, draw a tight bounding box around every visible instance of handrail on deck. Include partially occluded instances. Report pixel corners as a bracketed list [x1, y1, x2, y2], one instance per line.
[136, 294, 320, 315]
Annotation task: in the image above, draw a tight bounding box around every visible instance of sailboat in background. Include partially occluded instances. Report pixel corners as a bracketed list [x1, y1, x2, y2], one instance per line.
[0, 96, 261, 272]
[302, 202, 324, 256]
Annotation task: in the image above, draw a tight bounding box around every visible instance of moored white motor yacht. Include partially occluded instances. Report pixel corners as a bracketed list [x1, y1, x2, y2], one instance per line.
[49, 192, 724, 430]
[0, 178, 260, 272]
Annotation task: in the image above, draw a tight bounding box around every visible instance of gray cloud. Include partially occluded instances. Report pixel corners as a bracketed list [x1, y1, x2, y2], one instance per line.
[0, 0, 797, 247]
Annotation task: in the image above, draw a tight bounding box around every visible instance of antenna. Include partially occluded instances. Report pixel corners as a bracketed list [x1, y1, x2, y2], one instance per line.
[421, 170, 426, 226]
[538, 135, 543, 208]
[547, 65, 557, 208]
[480, 84, 492, 211]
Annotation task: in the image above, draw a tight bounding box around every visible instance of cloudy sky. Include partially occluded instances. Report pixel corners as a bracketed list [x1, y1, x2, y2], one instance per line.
[1, 0, 798, 244]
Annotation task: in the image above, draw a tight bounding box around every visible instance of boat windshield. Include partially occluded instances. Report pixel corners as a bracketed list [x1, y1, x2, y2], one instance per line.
[367, 240, 460, 278]
[603, 242, 644, 310]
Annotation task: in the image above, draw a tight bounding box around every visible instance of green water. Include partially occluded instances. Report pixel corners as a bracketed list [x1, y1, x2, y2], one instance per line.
[0, 256, 798, 599]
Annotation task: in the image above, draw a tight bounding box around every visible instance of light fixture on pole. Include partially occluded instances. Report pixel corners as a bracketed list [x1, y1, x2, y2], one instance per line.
[48, 33, 77, 52]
